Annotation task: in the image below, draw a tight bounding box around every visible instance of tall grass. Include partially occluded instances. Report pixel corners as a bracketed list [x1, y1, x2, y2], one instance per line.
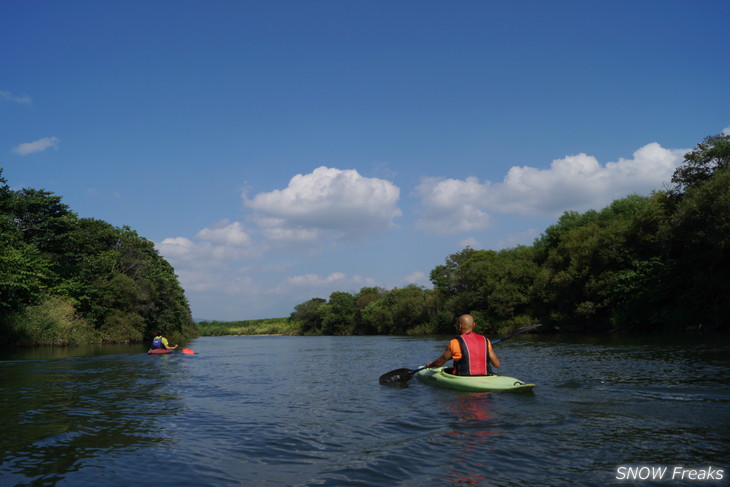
[1, 296, 101, 346]
[198, 318, 301, 336]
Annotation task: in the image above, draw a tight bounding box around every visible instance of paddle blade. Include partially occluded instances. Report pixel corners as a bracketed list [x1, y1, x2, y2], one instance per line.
[182, 348, 195, 355]
[379, 368, 418, 385]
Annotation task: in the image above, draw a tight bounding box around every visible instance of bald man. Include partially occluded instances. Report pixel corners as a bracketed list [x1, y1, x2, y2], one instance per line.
[427, 314, 500, 376]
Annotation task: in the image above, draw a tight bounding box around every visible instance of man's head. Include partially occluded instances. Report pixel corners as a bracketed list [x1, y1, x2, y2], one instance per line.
[456, 314, 475, 334]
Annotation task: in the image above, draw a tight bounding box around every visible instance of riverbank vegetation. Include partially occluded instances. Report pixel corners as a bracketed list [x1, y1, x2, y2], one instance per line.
[290, 133, 730, 336]
[0, 170, 197, 347]
[198, 318, 300, 336]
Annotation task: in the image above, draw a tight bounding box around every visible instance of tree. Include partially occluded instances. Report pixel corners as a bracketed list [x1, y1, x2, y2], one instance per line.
[0, 169, 196, 346]
[533, 195, 654, 332]
[0, 242, 51, 311]
[290, 298, 326, 334]
[352, 287, 385, 334]
[320, 291, 356, 335]
[671, 133, 730, 193]
[659, 166, 730, 331]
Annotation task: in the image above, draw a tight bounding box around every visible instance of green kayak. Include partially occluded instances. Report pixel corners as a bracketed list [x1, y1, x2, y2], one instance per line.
[416, 366, 535, 392]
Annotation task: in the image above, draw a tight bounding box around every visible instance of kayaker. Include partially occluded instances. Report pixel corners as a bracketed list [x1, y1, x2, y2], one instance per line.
[426, 314, 500, 375]
[151, 331, 178, 351]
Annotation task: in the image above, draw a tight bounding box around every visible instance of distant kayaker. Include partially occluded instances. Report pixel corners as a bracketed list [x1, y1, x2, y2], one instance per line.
[426, 314, 500, 375]
[151, 331, 178, 351]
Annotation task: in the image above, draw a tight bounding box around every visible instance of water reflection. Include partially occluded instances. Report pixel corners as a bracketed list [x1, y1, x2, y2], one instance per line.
[443, 393, 497, 485]
[0, 352, 185, 486]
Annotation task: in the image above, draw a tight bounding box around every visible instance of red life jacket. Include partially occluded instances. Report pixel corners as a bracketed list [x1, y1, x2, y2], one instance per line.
[454, 333, 490, 376]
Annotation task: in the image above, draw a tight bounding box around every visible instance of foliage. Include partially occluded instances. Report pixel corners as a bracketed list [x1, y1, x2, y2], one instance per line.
[670, 134, 730, 193]
[287, 132, 730, 336]
[198, 318, 301, 336]
[289, 285, 439, 336]
[0, 169, 197, 346]
[0, 296, 99, 346]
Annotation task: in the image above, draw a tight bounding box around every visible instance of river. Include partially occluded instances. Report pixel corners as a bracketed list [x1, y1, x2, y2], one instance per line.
[0, 334, 728, 486]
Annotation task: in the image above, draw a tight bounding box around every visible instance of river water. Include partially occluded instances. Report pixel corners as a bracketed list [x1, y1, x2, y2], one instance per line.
[0, 334, 728, 486]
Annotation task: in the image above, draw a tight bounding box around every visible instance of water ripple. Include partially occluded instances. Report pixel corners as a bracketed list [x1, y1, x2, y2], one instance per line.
[1, 335, 728, 486]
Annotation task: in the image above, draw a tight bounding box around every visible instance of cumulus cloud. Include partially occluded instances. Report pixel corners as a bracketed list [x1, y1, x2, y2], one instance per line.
[244, 166, 402, 244]
[723, 127, 730, 136]
[273, 272, 376, 294]
[283, 272, 347, 287]
[156, 220, 257, 268]
[496, 143, 684, 215]
[156, 237, 199, 262]
[0, 90, 32, 104]
[413, 176, 491, 234]
[195, 220, 252, 246]
[13, 136, 59, 155]
[415, 142, 686, 235]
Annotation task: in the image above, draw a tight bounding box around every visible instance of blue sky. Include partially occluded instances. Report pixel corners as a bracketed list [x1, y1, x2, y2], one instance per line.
[2, 1, 728, 320]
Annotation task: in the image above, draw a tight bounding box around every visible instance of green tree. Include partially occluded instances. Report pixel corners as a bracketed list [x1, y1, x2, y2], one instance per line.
[361, 285, 437, 335]
[352, 287, 385, 334]
[671, 134, 730, 193]
[659, 166, 730, 331]
[0, 172, 55, 312]
[533, 195, 654, 332]
[0, 169, 196, 346]
[320, 291, 356, 335]
[290, 298, 326, 334]
[431, 246, 539, 333]
[0, 242, 51, 311]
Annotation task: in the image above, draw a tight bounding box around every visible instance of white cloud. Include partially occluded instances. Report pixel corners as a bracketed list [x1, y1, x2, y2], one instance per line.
[723, 127, 730, 136]
[195, 220, 252, 246]
[253, 217, 323, 245]
[0, 90, 32, 104]
[414, 176, 491, 234]
[13, 136, 59, 156]
[414, 142, 686, 235]
[156, 237, 198, 261]
[283, 272, 347, 287]
[244, 166, 402, 244]
[157, 220, 257, 268]
[172, 267, 261, 297]
[271, 272, 377, 296]
[155, 227, 264, 318]
[497, 143, 685, 215]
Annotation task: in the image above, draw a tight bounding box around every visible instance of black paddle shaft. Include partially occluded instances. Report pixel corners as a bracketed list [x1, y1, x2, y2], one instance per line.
[490, 323, 542, 345]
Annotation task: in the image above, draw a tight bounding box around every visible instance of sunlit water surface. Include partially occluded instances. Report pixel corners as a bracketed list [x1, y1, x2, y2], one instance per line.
[1, 334, 728, 486]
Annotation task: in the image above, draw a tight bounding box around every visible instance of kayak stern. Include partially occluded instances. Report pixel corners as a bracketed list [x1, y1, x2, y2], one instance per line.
[416, 366, 534, 392]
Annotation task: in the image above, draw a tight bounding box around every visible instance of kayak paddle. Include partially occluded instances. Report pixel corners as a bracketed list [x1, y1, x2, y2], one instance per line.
[378, 323, 542, 385]
[378, 366, 427, 385]
[489, 323, 542, 345]
[181, 348, 195, 355]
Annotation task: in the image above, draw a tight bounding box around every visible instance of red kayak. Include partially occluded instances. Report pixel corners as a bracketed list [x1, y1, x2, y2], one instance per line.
[147, 348, 195, 355]
[147, 349, 171, 354]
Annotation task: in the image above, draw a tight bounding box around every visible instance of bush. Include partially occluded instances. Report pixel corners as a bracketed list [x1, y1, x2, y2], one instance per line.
[3, 296, 99, 346]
